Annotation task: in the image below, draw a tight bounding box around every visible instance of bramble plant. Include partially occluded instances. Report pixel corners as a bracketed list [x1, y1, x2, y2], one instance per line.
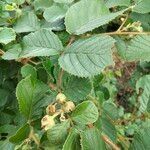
[0, 0, 150, 149]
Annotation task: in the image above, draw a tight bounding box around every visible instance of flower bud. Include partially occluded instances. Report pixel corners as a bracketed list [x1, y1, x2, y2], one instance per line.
[56, 93, 66, 104]
[41, 115, 55, 131]
[62, 101, 75, 113]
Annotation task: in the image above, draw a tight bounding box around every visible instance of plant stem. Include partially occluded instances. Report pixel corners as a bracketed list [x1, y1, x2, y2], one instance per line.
[0, 49, 4, 55]
[57, 69, 64, 92]
[117, 14, 129, 32]
[102, 135, 121, 150]
[29, 127, 40, 147]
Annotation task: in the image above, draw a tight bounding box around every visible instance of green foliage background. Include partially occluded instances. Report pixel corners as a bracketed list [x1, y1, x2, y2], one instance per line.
[0, 0, 150, 149]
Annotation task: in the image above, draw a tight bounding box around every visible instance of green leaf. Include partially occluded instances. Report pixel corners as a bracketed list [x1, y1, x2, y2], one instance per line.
[71, 101, 99, 125]
[0, 27, 16, 44]
[130, 12, 150, 31]
[0, 89, 9, 107]
[59, 35, 115, 77]
[96, 117, 117, 142]
[136, 75, 150, 113]
[62, 128, 80, 150]
[115, 36, 127, 60]
[80, 127, 106, 150]
[133, 0, 150, 14]
[130, 125, 150, 150]
[0, 124, 17, 135]
[20, 29, 63, 58]
[105, 0, 130, 8]
[21, 64, 37, 80]
[2, 44, 22, 60]
[43, 4, 68, 23]
[47, 120, 70, 145]
[126, 35, 150, 62]
[34, 0, 53, 11]
[16, 76, 49, 119]
[9, 124, 30, 143]
[0, 140, 15, 150]
[13, 12, 40, 33]
[65, 0, 126, 35]
[64, 76, 92, 102]
[102, 101, 119, 121]
[54, 0, 74, 3]
[41, 19, 65, 31]
[6, 0, 25, 5]
[3, 29, 63, 59]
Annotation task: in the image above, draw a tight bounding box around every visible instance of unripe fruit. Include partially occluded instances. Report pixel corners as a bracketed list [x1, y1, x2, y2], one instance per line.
[46, 104, 56, 115]
[56, 93, 66, 104]
[62, 101, 75, 113]
[60, 115, 66, 122]
[41, 115, 55, 131]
